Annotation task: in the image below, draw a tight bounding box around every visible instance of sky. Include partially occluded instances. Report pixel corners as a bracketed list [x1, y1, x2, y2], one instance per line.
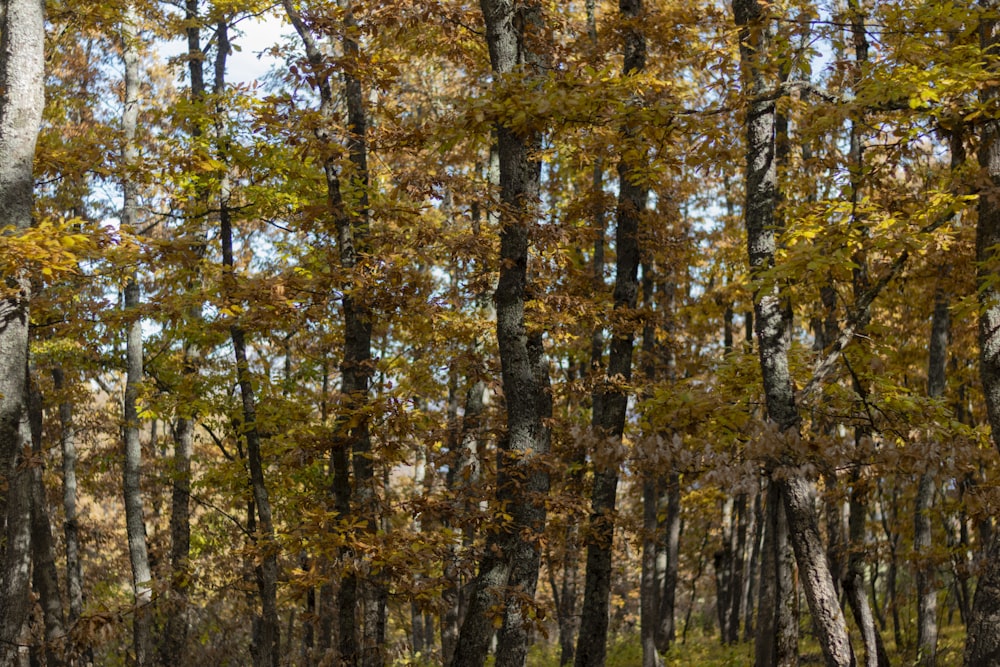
[158, 11, 289, 87]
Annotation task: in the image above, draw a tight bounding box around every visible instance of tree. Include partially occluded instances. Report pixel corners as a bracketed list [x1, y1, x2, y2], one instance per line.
[967, 2, 1000, 663]
[732, 0, 854, 664]
[450, 2, 553, 665]
[0, 1, 45, 664]
[575, 0, 647, 664]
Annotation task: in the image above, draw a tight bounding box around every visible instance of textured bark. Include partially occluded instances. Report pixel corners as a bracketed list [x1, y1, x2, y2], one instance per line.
[450, 3, 551, 666]
[641, 479, 663, 667]
[214, 22, 280, 667]
[755, 482, 798, 667]
[733, 0, 853, 662]
[282, 5, 382, 660]
[52, 369, 83, 630]
[27, 379, 66, 666]
[162, 3, 206, 662]
[969, 4, 1000, 664]
[575, 2, 646, 665]
[0, 1, 44, 664]
[121, 11, 153, 664]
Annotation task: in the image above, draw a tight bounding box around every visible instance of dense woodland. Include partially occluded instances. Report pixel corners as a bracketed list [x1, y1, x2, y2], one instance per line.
[5, 0, 1000, 665]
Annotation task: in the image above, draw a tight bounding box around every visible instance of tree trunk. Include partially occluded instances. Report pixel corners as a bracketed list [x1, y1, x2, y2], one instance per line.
[449, 4, 552, 666]
[968, 4, 1000, 664]
[121, 10, 153, 663]
[281, 4, 383, 660]
[575, 2, 646, 664]
[912, 283, 948, 666]
[27, 378, 66, 666]
[743, 479, 764, 642]
[0, 1, 44, 664]
[442, 353, 486, 665]
[914, 470, 937, 666]
[843, 467, 889, 667]
[641, 478, 663, 667]
[755, 481, 798, 667]
[52, 369, 84, 634]
[655, 471, 681, 650]
[163, 3, 207, 662]
[733, 0, 853, 663]
[213, 21, 280, 667]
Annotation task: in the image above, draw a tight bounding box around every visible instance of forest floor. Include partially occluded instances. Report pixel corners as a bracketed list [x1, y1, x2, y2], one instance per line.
[514, 621, 967, 666]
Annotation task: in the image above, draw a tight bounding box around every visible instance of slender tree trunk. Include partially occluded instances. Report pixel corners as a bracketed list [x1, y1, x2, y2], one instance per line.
[743, 479, 764, 642]
[641, 478, 663, 667]
[913, 284, 948, 666]
[27, 379, 66, 666]
[565, 6, 605, 660]
[967, 5, 1000, 664]
[652, 472, 680, 650]
[0, 1, 44, 664]
[840, 5, 888, 663]
[442, 356, 486, 665]
[575, 3, 646, 665]
[843, 467, 889, 667]
[121, 11, 153, 664]
[733, 0, 853, 663]
[163, 3, 207, 662]
[52, 369, 84, 634]
[340, 9, 385, 663]
[640, 261, 663, 665]
[214, 21, 280, 667]
[281, 5, 382, 660]
[729, 493, 749, 644]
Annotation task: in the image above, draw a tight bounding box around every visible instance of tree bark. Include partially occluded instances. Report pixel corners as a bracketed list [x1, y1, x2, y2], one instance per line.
[575, 2, 646, 664]
[121, 10, 153, 664]
[27, 378, 66, 666]
[968, 4, 1000, 664]
[733, 0, 853, 663]
[754, 481, 797, 667]
[449, 3, 552, 666]
[641, 478, 663, 667]
[162, 3, 207, 662]
[213, 20, 280, 667]
[52, 369, 84, 634]
[281, 5, 383, 660]
[0, 1, 44, 663]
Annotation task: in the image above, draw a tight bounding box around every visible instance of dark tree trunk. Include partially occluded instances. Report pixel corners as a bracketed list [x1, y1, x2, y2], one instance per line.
[27, 378, 66, 666]
[163, 3, 207, 662]
[52, 369, 83, 634]
[968, 5, 1000, 664]
[214, 22, 280, 667]
[282, 4, 382, 660]
[575, 2, 646, 665]
[449, 4, 553, 666]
